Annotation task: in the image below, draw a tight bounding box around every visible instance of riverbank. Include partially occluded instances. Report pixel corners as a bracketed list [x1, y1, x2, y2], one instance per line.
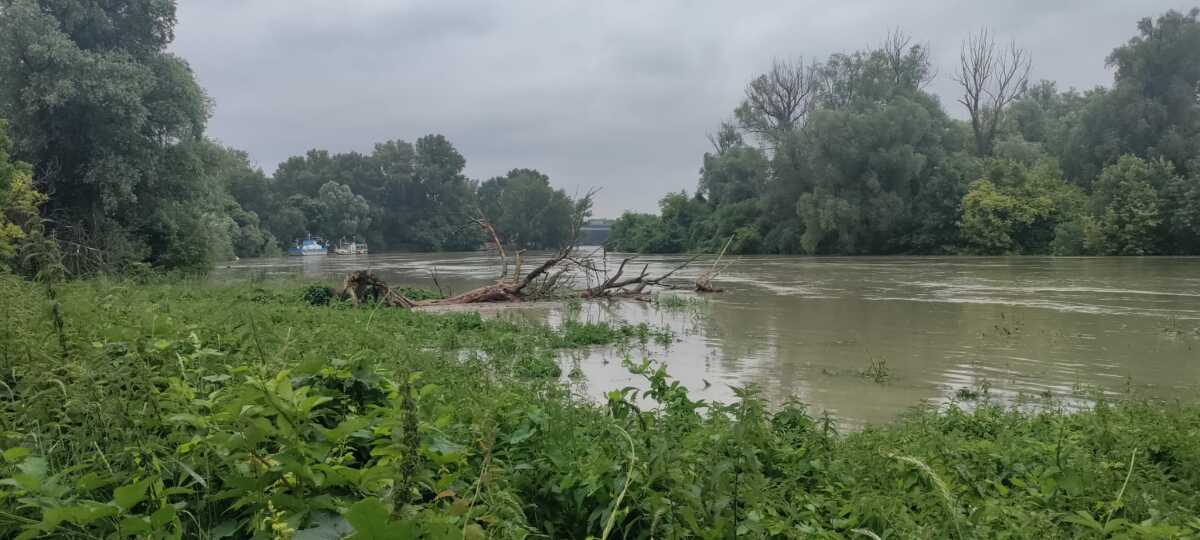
[1, 275, 1198, 538]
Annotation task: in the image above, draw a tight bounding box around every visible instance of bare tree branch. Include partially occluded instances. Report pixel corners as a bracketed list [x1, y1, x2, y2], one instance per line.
[953, 29, 1031, 156]
[737, 58, 820, 141]
[880, 28, 935, 89]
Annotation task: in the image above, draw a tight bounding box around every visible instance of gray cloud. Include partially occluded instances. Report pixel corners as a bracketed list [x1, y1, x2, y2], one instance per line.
[173, 0, 1190, 217]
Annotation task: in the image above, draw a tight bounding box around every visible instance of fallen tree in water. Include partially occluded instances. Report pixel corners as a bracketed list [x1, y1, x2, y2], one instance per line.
[333, 248, 720, 308]
[330, 195, 729, 307]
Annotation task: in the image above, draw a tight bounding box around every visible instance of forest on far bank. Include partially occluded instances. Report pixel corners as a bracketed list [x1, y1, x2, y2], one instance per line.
[608, 9, 1200, 256]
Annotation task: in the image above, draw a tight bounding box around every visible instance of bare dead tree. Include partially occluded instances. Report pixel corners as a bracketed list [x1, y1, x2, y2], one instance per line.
[880, 29, 935, 89]
[736, 58, 820, 141]
[953, 29, 1031, 156]
[428, 265, 449, 298]
[472, 217, 510, 279]
[695, 235, 734, 293]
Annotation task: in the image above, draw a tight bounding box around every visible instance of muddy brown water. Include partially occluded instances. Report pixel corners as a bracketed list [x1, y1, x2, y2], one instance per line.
[219, 253, 1200, 428]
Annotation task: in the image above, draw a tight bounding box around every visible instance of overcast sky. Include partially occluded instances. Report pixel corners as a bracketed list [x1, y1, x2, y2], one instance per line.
[173, 0, 1189, 217]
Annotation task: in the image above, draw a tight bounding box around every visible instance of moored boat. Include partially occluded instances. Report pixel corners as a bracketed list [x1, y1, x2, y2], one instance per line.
[332, 238, 368, 255]
[288, 238, 327, 256]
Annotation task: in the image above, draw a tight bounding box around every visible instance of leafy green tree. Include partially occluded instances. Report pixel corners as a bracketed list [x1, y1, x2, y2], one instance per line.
[1086, 155, 1165, 254]
[1160, 161, 1200, 253]
[791, 91, 954, 253]
[958, 156, 1106, 256]
[0, 119, 42, 261]
[606, 212, 671, 253]
[1008, 81, 1093, 163]
[317, 182, 371, 241]
[477, 169, 575, 249]
[0, 0, 211, 270]
[371, 139, 417, 248]
[908, 151, 980, 253]
[959, 180, 1033, 254]
[698, 123, 769, 208]
[253, 135, 490, 252]
[402, 135, 480, 250]
[658, 192, 711, 250]
[959, 159, 1084, 255]
[1063, 9, 1200, 183]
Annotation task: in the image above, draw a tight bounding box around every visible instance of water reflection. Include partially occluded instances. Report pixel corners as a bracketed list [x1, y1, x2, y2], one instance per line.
[219, 254, 1200, 427]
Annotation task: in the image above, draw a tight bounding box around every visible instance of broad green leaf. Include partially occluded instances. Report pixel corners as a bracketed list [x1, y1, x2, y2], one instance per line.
[344, 498, 392, 539]
[118, 514, 152, 534]
[1063, 510, 1104, 531]
[2, 447, 31, 463]
[112, 478, 151, 511]
[151, 504, 177, 528]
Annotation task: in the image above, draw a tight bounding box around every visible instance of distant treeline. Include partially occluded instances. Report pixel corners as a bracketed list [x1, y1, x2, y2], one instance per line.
[0, 0, 578, 274]
[608, 9, 1200, 256]
[235, 143, 580, 254]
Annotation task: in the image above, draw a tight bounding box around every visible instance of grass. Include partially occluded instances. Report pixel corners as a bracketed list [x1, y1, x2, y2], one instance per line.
[1, 273, 1199, 538]
[651, 293, 709, 319]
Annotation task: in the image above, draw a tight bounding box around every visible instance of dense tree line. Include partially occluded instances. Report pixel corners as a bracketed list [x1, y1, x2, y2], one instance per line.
[609, 9, 1200, 255]
[0, 0, 578, 272]
[242, 140, 581, 252]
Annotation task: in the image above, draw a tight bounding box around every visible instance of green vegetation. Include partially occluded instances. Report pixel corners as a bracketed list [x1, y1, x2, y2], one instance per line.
[608, 10, 1200, 256]
[3, 2, 1199, 538]
[1, 276, 1199, 538]
[0, 119, 42, 262]
[476, 169, 580, 250]
[0, 0, 263, 272]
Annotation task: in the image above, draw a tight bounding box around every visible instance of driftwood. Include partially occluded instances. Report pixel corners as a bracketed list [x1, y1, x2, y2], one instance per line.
[335, 251, 706, 309]
[694, 235, 734, 293]
[332, 212, 725, 308]
[337, 270, 416, 308]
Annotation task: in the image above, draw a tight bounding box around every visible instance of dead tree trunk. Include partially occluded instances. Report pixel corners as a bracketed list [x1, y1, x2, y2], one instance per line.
[695, 235, 734, 293]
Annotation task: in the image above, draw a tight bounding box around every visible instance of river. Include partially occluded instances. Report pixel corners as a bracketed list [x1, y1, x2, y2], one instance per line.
[219, 253, 1200, 428]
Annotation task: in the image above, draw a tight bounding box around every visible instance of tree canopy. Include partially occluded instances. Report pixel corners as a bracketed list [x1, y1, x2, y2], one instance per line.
[609, 9, 1200, 257]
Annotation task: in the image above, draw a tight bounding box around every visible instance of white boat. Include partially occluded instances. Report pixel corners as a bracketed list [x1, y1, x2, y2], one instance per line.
[333, 238, 369, 255]
[288, 238, 327, 256]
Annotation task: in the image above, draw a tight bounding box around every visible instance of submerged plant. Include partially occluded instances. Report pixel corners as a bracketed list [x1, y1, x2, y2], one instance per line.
[859, 357, 891, 384]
